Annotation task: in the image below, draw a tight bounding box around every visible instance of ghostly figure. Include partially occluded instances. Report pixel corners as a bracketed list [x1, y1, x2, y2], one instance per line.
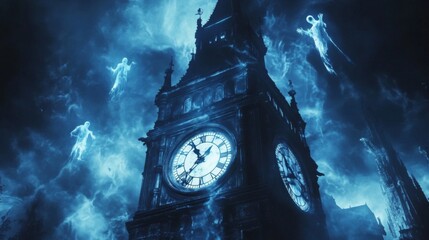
[107, 57, 136, 98]
[70, 121, 96, 161]
[418, 146, 429, 164]
[297, 13, 351, 74]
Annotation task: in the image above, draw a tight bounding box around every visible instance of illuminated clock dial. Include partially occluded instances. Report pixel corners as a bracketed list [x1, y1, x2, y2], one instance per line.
[275, 142, 310, 212]
[170, 131, 234, 191]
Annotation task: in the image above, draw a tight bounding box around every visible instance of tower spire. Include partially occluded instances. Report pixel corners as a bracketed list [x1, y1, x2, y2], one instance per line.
[288, 79, 297, 110]
[288, 80, 306, 135]
[194, 8, 203, 56]
[361, 120, 429, 239]
[180, 0, 266, 84]
[161, 58, 174, 91]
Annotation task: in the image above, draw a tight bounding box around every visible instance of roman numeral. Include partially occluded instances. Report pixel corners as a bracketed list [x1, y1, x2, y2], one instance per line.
[199, 177, 204, 186]
[216, 162, 225, 169]
[189, 141, 196, 148]
[177, 171, 186, 180]
[220, 152, 229, 158]
[200, 135, 206, 143]
[218, 142, 225, 148]
[209, 172, 216, 179]
[182, 176, 193, 186]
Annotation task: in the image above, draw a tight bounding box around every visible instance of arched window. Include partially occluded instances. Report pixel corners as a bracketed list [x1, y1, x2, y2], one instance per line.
[165, 104, 172, 118]
[184, 97, 192, 113]
[193, 94, 203, 109]
[214, 85, 224, 102]
[235, 76, 247, 94]
[204, 89, 213, 106]
[220, 32, 226, 40]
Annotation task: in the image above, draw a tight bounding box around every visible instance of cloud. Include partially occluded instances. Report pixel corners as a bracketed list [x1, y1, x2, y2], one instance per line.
[1, 1, 428, 239]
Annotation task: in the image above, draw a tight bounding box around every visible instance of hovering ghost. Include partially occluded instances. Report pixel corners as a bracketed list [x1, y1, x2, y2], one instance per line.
[107, 57, 136, 99]
[70, 121, 96, 161]
[418, 146, 429, 164]
[297, 13, 351, 74]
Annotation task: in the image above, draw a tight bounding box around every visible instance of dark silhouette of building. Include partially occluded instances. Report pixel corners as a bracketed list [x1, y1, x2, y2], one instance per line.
[361, 126, 429, 240]
[126, 0, 328, 239]
[322, 194, 386, 240]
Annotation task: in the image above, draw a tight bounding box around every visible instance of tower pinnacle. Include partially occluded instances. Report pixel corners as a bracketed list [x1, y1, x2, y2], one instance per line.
[361, 123, 429, 239]
[161, 58, 174, 91]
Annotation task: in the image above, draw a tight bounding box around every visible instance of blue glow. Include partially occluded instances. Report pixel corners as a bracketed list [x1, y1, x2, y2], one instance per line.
[107, 57, 136, 99]
[297, 13, 351, 74]
[264, 9, 390, 238]
[70, 121, 96, 161]
[1, 1, 427, 239]
[418, 146, 429, 164]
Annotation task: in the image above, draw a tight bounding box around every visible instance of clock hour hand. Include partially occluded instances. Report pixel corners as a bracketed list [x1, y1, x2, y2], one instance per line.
[182, 145, 212, 186]
[281, 153, 308, 191]
[200, 146, 212, 159]
[286, 173, 297, 179]
[193, 146, 212, 166]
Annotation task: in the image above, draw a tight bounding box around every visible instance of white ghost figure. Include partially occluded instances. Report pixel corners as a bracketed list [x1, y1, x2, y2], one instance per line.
[418, 146, 429, 164]
[107, 57, 136, 99]
[297, 13, 351, 74]
[70, 121, 96, 161]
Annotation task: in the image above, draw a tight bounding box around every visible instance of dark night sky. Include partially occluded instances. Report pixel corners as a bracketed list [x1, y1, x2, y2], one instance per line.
[1, 0, 428, 239]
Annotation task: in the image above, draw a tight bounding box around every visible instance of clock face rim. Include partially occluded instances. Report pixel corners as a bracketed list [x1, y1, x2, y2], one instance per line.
[165, 128, 236, 194]
[274, 140, 312, 212]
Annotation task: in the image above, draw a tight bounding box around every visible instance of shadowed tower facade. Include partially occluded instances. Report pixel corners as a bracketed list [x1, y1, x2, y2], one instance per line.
[361, 124, 429, 240]
[126, 1, 328, 239]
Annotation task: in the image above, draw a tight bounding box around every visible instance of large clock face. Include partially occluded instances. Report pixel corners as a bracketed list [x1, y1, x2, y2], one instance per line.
[169, 131, 234, 191]
[275, 142, 310, 212]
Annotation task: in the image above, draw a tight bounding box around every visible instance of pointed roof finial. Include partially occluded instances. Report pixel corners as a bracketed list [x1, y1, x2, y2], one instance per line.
[288, 79, 296, 97]
[196, 8, 203, 18]
[168, 56, 174, 70]
[195, 8, 203, 30]
[161, 57, 174, 91]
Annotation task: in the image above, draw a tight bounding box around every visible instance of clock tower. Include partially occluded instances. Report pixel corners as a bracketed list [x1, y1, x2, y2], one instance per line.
[126, 1, 328, 239]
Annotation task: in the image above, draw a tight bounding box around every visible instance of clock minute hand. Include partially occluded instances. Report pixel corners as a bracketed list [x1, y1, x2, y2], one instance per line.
[190, 142, 201, 158]
[193, 146, 212, 165]
[281, 154, 307, 192]
[281, 153, 297, 179]
[182, 145, 212, 186]
[181, 166, 195, 185]
[181, 160, 202, 185]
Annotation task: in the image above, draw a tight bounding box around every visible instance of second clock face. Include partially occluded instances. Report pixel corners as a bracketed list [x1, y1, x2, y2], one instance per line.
[170, 131, 234, 191]
[275, 142, 310, 212]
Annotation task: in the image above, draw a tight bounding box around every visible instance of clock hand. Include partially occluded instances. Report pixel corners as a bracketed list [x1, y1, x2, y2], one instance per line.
[181, 156, 205, 185]
[286, 173, 297, 179]
[188, 149, 210, 174]
[200, 146, 212, 159]
[280, 153, 308, 194]
[181, 172, 193, 185]
[181, 162, 203, 185]
[281, 153, 297, 179]
[189, 142, 201, 158]
[181, 146, 212, 186]
[192, 146, 212, 166]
